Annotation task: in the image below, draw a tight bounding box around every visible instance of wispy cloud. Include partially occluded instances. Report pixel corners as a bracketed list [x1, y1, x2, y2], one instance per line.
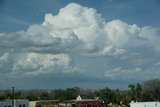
[0, 15, 31, 26]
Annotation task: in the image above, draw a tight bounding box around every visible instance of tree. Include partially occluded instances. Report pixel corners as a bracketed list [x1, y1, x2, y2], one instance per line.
[25, 89, 42, 100]
[65, 87, 80, 100]
[40, 92, 49, 100]
[53, 89, 66, 101]
[128, 83, 142, 101]
[98, 87, 114, 103]
[128, 84, 136, 101]
[142, 79, 160, 101]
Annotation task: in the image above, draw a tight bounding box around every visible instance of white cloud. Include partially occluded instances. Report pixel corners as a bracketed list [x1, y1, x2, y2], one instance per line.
[155, 61, 160, 66]
[12, 53, 77, 76]
[0, 53, 10, 70]
[104, 20, 139, 47]
[1, 3, 159, 55]
[104, 66, 160, 81]
[42, 3, 106, 53]
[0, 3, 160, 84]
[104, 67, 147, 80]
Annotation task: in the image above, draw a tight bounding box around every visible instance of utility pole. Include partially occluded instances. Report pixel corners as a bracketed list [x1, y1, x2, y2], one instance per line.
[12, 87, 15, 107]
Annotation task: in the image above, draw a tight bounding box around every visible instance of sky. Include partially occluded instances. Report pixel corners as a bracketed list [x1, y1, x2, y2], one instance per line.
[0, 0, 160, 90]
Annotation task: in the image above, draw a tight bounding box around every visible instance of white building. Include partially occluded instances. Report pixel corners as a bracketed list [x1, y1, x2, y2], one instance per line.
[0, 99, 29, 107]
[29, 100, 59, 107]
[130, 101, 160, 107]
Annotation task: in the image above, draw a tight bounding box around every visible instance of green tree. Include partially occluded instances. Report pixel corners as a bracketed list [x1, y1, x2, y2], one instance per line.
[26, 89, 42, 100]
[128, 83, 142, 101]
[65, 87, 80, 100]
[142, 79, 160, 101]
[98, 87, 114, 103]
[53, 89, 66, 101]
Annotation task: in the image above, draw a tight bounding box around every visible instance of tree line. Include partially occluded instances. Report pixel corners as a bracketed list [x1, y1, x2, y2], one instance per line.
[0, 79, 160, 105]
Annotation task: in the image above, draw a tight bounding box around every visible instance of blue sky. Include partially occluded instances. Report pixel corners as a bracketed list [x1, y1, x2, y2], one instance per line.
[0, 0, 160, 89]
[1, 0, 160, 32]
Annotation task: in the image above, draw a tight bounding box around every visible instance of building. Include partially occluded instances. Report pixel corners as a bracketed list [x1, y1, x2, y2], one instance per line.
[130, 101, 160, 107]
[61, 95, 105, 107]
[0, 99, 29, 107]
[29, 100, 59, 107]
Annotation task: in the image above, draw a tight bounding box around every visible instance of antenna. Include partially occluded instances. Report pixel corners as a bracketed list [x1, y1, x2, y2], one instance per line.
[12, 87, 15, 107]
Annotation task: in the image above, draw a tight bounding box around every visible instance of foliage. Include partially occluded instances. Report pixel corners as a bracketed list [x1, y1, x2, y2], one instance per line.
[142, 79, 160, 101]
[128, 83, 142, 101]
[0, 79, 160, 105]
[53, 87, 80, 101]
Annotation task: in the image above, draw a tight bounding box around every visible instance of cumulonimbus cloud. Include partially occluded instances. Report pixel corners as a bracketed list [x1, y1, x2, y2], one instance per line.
[0, 3, 159, 55]
[0, 3, 160, 81]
